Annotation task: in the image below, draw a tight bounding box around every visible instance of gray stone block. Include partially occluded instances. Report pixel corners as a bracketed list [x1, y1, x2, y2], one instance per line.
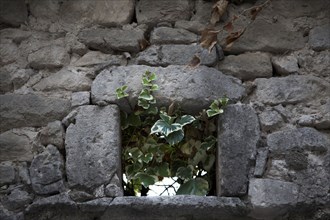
[254, 148, 269, 177]
[78, 27, 146, 53]
[272, 55, 299, 75]
[218, 52, 272, 81]
[0, 162, 15, 186]
[0, 128, 38, 162]
[136, 44, 218, 66]
[136, 0, 193, 24]
[150, 27, 198, 45]
[3, 188, 33, 211]
[174, 20, 206, 34]
[258, 109, 283, 132]
[65, 105, 122, 193]
[30, 145, 65, 195]
[248, 178, 299, 219]
[28, 45, 70, 70]
[71, 92, 90, 108]
[309, 23, 330, 51]
[229, 19, 306, 54]
[254, 75, 330, 105]
[0, 94, 71, 132]
[217, 104, 260, 196]
[0, 0, 28, 27]
[33, 67, 92, 92]
[73, 51, 123, 67]
[0, 41, 19, 66]
[39, 121, 65, 150]
[92, 65, 246, 114]
[267, 127, 330, 155]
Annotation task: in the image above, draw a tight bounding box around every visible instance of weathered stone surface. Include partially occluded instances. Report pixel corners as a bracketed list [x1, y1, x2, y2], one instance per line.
[217, 104, 260, 196]
[60, 0, 135, 26]
[0, 0, 28, 26]
[258, 109, 283, 132]
[0, 128, 38, 162]
[136, 44, 217, 66]
[39, 121, 65, 150]
[265, 159, 290, 181]
[191, 0, 213, 23]
[28, 45, 70, 69]
[65, 105, 122, 192]
[17, 162, 31, 185]
[0, 28, 31, 44]
[309, 23, 330, 51]
[3, 188, 33, 211]
[0, 65, 34, 94]
[229, 19, 306, 54]
[136, 0, 193, 24]
[254, 148, 269, 177]
[254, 75, 330, 105]
[78, 27, 145, 53]
[218, 52, 272, 80]
[272, 55, 299, 75]
[267, 127, 330, 155]
[105, 196, 248, 220]
[0, 93, 71, 132]
[71, 92, 90, 108]
[150, 27, 198, 45]
[174, 20, 205, 34]
[30, 145, 65, 195]
[33, 67, 92, 92]
[0, 162, 15, 186]
[65, 33, 88, 56]
[92, 65, 246, 114]
[69, 190, 94, 202]
[74, 51, 123, 67]
[248, 178, 299, 219]
[0, 42, 19, 66]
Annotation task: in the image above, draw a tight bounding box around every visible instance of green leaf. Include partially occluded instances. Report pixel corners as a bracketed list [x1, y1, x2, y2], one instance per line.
[127, 147, 143, 160]
[191, 149, 207, 166]
[180, 142, 193, 155]
[150, 120, 182, 136]
[176, 178, 209, 196]
[125, 163, 143, 179]
[134, 173, 156, 187]
[176, 165, 193, 180]
[127, 114, 141, 127]
[116, 86, 129, 99]
[147, 106, 158, 115]
[206, 109, 221, 117]
[201, 137, 216, 151]
[142, 77, 152, 86]
[139, 89, 154, 101]
[159, 112, 172, 124]
[149, 72, 157, 81]
[165, 129, 184, 145]
[150, 84, 159, 91]
[138, 99, 150, 109]
[203, 154, 215, 172]
[219, 97, 229, 106]
[155, 163, 171, 177]
[141, 153, 153, 163]
[176, 115, 195, 127]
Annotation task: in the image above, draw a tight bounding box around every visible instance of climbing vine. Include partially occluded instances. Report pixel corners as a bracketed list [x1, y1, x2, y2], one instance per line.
[116, 71, 228, 196]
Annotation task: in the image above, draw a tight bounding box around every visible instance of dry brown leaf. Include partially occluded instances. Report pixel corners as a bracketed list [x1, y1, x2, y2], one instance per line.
[223, 21, 234, 33]
[250, 6, 262, 20]
[210, 0, 229, 25]
[225, 28, 245, 46]
[168, 102, 176, 116]
[187, 54, 201, 68]
[139, 39, 149, 50]
[200, 28, 220, 53]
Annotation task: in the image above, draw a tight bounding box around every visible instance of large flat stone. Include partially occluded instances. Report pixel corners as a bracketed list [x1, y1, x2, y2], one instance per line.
[254, 75, 330, 105]
[217, 104, 260, 196]
[136, 0, 193, 24]
[248, 178, 299, 219]
[33, 67, 92, 92]
[0, 94, 71, 132]
[78, 27, 146, 53]
[0, 162, 15, 186]
[218, 52, 272, 81]
[136, 44, 217, 66]
[309, 23, 330, 51]
[228, 19, 306, 54]
[0, 128, 38, 162]
[65, 105, 122, 192]
[0, 0, 28, 26]
[91, 65, 246, 114]
[267, 127, 330, 155]
[30, 145, 65, 195]
[150, 27, 198, 45]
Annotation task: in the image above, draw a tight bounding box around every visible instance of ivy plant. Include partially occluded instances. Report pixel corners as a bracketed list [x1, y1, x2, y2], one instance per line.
[116, 71, 228, 196]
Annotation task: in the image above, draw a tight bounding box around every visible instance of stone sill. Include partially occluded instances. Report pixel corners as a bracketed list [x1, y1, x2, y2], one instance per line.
[25, 194, 250, 220]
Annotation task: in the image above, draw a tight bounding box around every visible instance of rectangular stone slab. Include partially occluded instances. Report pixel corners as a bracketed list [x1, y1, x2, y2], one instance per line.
[65, 105, 122, 193]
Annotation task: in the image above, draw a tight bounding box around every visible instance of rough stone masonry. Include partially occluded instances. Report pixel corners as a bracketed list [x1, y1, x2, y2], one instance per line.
[0, 0, 330, 219]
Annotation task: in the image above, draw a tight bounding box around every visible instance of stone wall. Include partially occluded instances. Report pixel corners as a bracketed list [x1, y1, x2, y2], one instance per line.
[0, 0, 329, 219]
